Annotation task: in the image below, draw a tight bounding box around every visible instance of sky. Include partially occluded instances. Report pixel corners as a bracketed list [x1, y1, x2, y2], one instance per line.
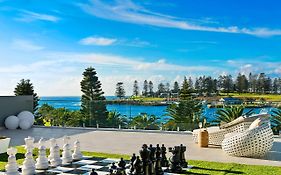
[0, 0, 281, 96]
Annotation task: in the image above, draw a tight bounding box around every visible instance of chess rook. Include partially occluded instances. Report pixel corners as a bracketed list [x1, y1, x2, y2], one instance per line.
[5, 147, 19, 175]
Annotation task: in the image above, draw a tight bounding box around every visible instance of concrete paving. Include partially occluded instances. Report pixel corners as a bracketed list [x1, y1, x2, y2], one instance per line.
[0, 126, 280, 166]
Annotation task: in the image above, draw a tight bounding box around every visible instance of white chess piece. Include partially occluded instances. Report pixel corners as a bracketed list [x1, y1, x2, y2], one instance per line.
[48, 138, 56, 161]
[62, 136, 72, 165]
[5, 147, 19, 175]
[22, 136, 36, 175]
[72, 140, 83, 160]
[48, 138, 62, 167]
[35, 138, 49, 170]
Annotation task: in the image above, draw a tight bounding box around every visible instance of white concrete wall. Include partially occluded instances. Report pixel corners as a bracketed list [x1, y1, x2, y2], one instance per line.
[0, 96, 33, 127]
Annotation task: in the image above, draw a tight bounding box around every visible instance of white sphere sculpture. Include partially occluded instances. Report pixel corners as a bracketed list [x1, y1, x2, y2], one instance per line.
[17, 111, 35, 126]
[5, 115, 19, 130]
[19, 120, 31, 130]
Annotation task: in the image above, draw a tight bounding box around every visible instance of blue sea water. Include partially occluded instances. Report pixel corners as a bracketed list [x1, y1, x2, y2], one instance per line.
[39, 96, 275, 122]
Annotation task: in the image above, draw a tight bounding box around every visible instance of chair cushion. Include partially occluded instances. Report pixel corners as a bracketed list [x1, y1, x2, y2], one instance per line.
[220, 116, 245, 129]
[248, 118, 262, 130]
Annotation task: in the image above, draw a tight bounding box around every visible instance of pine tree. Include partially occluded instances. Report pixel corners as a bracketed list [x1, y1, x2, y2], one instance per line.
[142, 80, 148, 97]
[179, 76, 192, 100]
[80, 67, 107, 126]
[172, 81, 180, 94]
[236, 73, 248, 94]
[157, 83, 165, 97]
[132, 80, 139, 96]
[188, 77, 193, 90]
[14, 79, 39, 112]
[148, 81, 154, 97]
[115, 82, 125, 99]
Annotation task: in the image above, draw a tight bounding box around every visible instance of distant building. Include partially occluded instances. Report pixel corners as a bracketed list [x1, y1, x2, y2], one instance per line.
[219, 97, 242, 105]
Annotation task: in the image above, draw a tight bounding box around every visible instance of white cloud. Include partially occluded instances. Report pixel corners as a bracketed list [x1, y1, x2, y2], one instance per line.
[16, 10, 60, 22]
[79, 36, 117, 46]
[12, 39, 44, 51]
[56, 52, 216, 72]
[78, 0, 281, 37]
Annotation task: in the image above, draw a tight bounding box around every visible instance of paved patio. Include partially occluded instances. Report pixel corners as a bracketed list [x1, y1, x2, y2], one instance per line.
[1, 126, 280, 166]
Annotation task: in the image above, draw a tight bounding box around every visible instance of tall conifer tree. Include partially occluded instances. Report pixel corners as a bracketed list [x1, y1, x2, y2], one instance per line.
[80, 67, 107, 126]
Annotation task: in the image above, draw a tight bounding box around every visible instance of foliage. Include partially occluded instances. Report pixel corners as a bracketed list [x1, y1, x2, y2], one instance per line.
[271, 107, 281, 133]
[115, 82, 125, 99]
[36, 104, 84, 127]
[132, 80, 139, 96]
[106, 111, 128, 127]
[148, 81, 154, 97]
[129, 113, 159, 130]
[165, 100, 202, 131]
[14, 79, 39, 112]
[214, 105, 254, 123]
[171, 81, 180, 94]
[165, 77, 203, 131]
[142, 80, 148, 97]
[80, 67, 108, 126]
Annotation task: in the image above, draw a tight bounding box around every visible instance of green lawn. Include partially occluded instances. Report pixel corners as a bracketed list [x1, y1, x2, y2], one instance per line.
[1, 146, 280, 175]
[220, 92, 281, 102]
[130, 96, 165, 101]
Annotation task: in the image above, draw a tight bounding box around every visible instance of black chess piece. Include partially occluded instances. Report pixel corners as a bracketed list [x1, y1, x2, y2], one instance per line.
[111, 162, 118, 170]
[148, 144, 156, 175]
[90, 168, 98, 175]
[118, 158, 126, 170]
[155, 144, 163, 175]
[140, 144, 150, 175]
[129, 153, 137, 174]
[168, 146, 182, 173]
[160, 144, 169, 167]
[133, 156, 143, 175]
[179, 144, 188, 168]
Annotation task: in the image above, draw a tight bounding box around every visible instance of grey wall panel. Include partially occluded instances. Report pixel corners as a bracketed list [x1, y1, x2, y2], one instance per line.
[0, 96, 33, 127]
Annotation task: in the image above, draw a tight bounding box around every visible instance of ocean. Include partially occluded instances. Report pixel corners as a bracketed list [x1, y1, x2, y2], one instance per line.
[38, 96, 275, 122]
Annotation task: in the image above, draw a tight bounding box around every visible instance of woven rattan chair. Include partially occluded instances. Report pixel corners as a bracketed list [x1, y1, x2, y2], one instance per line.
[192, 114, 269, 146]
[221, 121, 274, 157]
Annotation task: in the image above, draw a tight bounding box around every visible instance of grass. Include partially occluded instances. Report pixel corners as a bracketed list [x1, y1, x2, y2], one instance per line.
[1, 146, 280, 175]
[220, 92, 281, 102]
[130, 96, 165, 101]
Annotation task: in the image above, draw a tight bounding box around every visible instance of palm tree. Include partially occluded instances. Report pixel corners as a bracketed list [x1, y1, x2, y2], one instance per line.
[214, 105, 253, 123]
[107, 111, 128, 127]
[129, 113, 159, 130]
[271, 107, 281, 133]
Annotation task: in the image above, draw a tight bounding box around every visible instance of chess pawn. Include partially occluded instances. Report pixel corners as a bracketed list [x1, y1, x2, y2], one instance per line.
[62, 136, 72, 164]
[5, 147, 19, 175]
[35, 138, 49, 170]
[49, 138, 62, 167]
[48, 138, 56, 161]
[72, 140, 83, 160]
[22, 151, 36, 175]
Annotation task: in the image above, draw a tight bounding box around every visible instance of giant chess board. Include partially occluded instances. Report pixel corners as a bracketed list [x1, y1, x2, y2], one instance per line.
[1, 156, 193, 175]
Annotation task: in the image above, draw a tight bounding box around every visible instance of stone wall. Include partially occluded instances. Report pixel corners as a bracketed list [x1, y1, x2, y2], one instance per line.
[0, 96, 33, 127]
